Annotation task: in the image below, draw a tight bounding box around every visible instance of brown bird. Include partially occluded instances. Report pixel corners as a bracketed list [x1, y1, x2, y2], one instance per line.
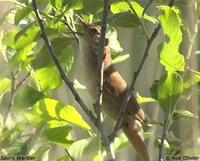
[77, 21, 150, 161]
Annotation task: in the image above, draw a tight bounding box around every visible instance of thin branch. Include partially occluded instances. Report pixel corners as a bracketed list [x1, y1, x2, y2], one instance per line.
[111, 0, 176, 141]
[3, 72, 30, 124]
[63, 15, 79, 44]
[158, 112, 168, 161]
[65, 148, 75, 161]
[31, 0, 96, 124]
[125, 0, 149, 39]
[95, 0, 115, 160]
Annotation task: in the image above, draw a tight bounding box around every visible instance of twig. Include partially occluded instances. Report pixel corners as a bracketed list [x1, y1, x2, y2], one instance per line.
[95, 0, 115, 160]
[63, 15, 79, 44]
[125, 0, 149, 39]
[111, 0, 176, 142]
[158, 112, 168, 161]
[3, 72, 30, 124]
[65, 148, 75, 161]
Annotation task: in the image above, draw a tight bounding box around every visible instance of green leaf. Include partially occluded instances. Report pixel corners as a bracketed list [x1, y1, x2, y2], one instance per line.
[173, 110, 199, 120]
[73, 79, 86, 90]
[33, 38, 74, 70]
[113, 133, 129, 152]
[20, 127, 43, 155]
[64, 0, 83, 10]
[14, 25, 40, 50]
[0, 78, 11, 101]
[143, 132, 153, 140]
[107, 27, 123, 53]
[30, 146, 50, 161]
[43, 126, 73, 146]
[11, 42, 36, 68]
[15, 86, 44, 108]
[158, 6, 185, 72]
[0, 31, 7, 62]
[3, 29, 18, 49]
[109, 11, 140, 28]
[158, 72, 183, 113]
[69, 137, 99, 161]
[184, 69, 200, 89]
[147, 119, 163, 127]
[33, 98, 91, 130]
[136, 92, 157, 104]
[83, 0, 102, 14]
[93, 155, 103, 161]
[150, 80, 159, 100]
[155, 139, 170, 150]
[112, 54, 129, 64]
[35, 66, 62, 91]
[57, 156, 69, 161]
[111, 1, 158, 24]
[14, 7, 31, 25]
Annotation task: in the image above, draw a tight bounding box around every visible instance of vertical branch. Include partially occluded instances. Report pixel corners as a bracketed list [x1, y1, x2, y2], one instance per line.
[158, 112, 168, 161]
[95, 0, 115, 160]
[111, 0, 176, 141]
[3, 72, 30, 124]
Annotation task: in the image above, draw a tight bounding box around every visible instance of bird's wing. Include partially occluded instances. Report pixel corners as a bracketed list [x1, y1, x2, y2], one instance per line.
[103, 65, 145, 122]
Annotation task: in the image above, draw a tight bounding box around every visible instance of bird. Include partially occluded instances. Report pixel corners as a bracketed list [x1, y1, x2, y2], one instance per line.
[77, 20, 150, 161]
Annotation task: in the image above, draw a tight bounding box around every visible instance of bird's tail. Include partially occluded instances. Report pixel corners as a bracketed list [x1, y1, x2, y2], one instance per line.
[122, 119, 150, 161]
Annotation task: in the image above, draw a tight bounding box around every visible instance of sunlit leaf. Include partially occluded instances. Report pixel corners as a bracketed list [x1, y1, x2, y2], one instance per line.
[14, 7, 31, 25]
[173, 110, 199, 120]
[35, 66, 62, 91]
[34, 98, 91, 130]
[107, 27, 123, 53]
[14, 25, 40, 50]
[158, 6, 185, 72]
[111, 1, 158, 24]
[112, 54, 130, 64]
[109, 11, 140, 28]
[73, 79, 86, 90]
[136, 92, 157, 104]
[0, 31, 7, 62]
[11, 43, 36, 68]
[0, 78, 11, 100]
[155, 139, 170, 149]
[93, 155, 103, 161]
[158, 72, 183, 113]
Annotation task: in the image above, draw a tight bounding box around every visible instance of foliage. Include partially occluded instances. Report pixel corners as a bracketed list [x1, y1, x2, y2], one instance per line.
[0, 0, 199, 160]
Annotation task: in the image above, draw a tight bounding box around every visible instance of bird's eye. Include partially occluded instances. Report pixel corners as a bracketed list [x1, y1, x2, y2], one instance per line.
[90, 28, 99, 34]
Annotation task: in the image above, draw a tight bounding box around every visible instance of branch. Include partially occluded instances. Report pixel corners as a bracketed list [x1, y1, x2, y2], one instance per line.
[111, 0, 176, 141]
[63, 15, 79, 44]
[3, 72, 30, 124]
[31, 0, 96, 124]
[95, 0, 115, 160]
[158, 112, 168, 161]
[65, 148, 75, 161]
